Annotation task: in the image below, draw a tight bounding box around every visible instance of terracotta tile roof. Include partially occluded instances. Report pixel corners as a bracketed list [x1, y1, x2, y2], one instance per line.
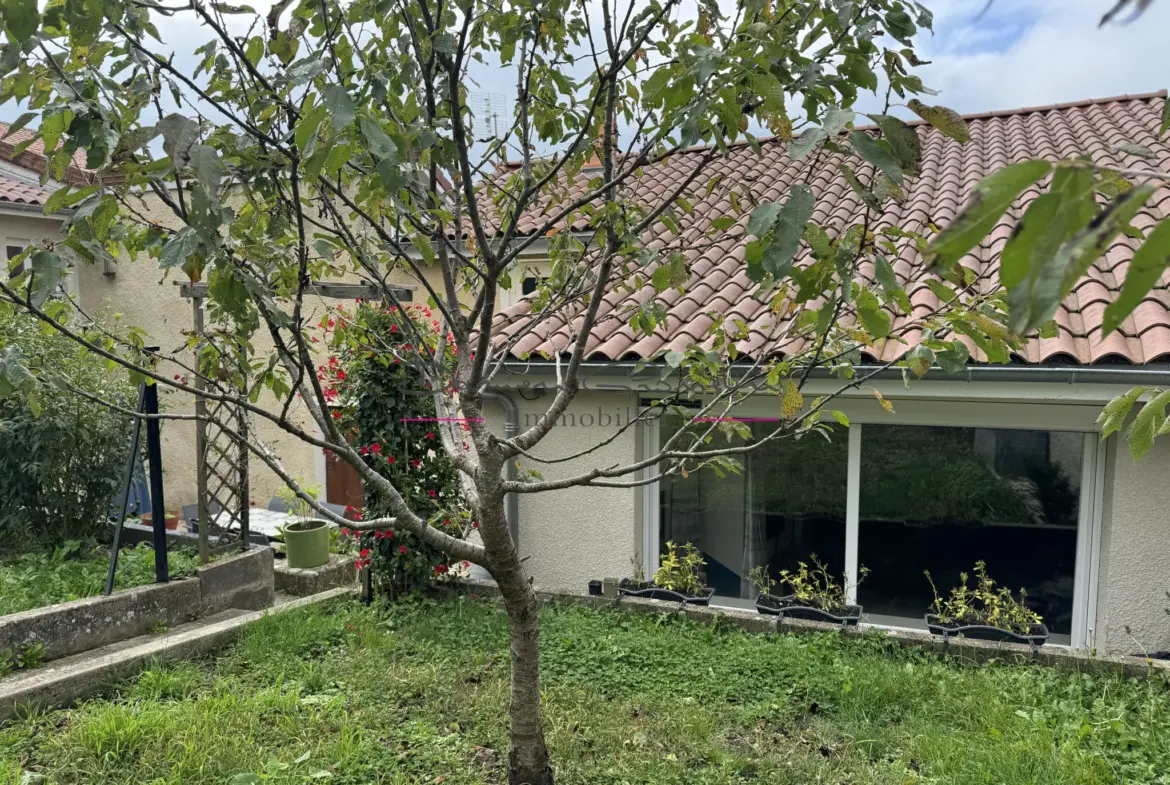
[491, 91, 1170, 367]
[0, 120, 93, 188]
[0, 171, 52, 205]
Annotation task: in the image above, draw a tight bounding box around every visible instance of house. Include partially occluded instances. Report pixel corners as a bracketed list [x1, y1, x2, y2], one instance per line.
[480, 91, 1170, 654]
[3, 91, 1168, 654]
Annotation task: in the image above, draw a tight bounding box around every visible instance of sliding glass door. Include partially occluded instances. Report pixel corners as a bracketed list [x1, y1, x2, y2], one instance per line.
[654, 412, 1096, 643]
[858, 425, 1081, 636]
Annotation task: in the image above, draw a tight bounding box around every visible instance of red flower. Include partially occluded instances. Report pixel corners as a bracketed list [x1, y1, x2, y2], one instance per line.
[370, 443, 382, 453]
[472, 521, 479, 529]
[340, 527, 350, 536]
[411, 459, 422, 469]
[173, 373, 181, 380]
[359, 548, 370, 558]
[331, 411, 342, 420]
[387, 455, 396, 464]
[352, 510, 363, 521]
[427, 489, 437, 498]
[390, 324, 399, 333]
[399, 545, 407, 554]
[388, 530, 394, 538]
[310, 336, 319, 342]
[359, 445, 369, 455]
[425, 431, 435, 440]
[462, 561, 470, 568]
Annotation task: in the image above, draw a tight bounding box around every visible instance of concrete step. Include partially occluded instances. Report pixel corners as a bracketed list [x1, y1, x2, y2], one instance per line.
[0, 587, 354, 722]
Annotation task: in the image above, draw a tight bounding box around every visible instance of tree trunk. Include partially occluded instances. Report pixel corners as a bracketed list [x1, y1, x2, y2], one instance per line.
[498, 578, 553, 785]
[476, 489, 554, 785]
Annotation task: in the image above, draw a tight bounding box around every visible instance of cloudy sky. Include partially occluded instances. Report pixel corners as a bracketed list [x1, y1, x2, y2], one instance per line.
[907, 0, 1168, 115]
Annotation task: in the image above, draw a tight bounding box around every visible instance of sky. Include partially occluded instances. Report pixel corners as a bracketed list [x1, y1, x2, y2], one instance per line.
[906, 0, 1169, 115]
[5, 0, 1166, 142]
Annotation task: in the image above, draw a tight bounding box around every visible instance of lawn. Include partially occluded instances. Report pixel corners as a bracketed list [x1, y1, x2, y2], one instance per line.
[0, 542, 203, 617]
[2, 597, 1168, 784]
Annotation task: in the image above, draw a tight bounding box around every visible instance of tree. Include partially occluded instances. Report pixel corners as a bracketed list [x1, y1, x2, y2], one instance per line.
[0, 0, 1140, 782]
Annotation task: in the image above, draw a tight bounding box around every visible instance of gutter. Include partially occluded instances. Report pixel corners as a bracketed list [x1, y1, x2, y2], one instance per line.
[497, 361, 1170, 388]
[481, 390, 520, 545]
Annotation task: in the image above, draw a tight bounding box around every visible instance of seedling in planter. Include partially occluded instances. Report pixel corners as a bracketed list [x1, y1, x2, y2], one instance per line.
[925, 561, 1042, 632]
[652, 541, 707, 596]
[751, 556, 867, 614]
[277, 483, 322, 521]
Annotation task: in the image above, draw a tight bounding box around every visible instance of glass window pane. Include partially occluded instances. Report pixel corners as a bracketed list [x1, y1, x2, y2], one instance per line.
[858, 425, 1081, 635]
[659, 416, 848, 602]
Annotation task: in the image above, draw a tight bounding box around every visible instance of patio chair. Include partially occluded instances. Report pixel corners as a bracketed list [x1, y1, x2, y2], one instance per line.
[182, 502, 223, 533]
[266, 496, 289, 513]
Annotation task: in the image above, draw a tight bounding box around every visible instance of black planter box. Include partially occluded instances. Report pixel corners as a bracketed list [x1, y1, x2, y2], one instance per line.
[587, 580, 603, 596]
[756, 593, 863, 625]
[617, 584, 715, 605]
[925, 614, 1049, 646]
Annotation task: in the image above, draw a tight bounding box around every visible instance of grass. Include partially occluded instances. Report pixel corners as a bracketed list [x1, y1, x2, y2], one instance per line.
[1, 597, 1169, 784]
[0, 542, 203, 617]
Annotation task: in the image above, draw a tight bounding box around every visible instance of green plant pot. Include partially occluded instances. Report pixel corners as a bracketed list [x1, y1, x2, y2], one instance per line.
[284, 519, 330, 569]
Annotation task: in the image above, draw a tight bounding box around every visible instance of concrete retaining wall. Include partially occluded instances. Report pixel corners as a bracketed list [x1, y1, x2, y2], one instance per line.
[460, 579, 1170, 682]
[0, 546, 274, 662]
[274, 553, 357, 597]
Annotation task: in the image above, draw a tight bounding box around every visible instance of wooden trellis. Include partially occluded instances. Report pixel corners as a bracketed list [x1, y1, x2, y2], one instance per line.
[178, 280, 412, 563]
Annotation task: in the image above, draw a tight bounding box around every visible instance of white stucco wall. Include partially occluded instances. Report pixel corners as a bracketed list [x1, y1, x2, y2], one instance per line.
[484, 389, 640, 593]
[1096, 435, 1170, 654]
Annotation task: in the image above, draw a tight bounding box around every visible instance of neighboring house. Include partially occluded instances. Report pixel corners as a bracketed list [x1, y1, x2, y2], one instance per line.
[483, 91, 1170, 655]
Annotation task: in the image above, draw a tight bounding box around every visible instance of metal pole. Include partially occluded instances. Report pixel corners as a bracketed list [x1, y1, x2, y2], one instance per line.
[192, 295, 210, 563]
[143, 378, 169, 583]
[104, 382, 147, 596]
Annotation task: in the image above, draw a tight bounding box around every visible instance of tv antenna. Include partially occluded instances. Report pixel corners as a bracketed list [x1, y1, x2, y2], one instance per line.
[466, 92, 511, 139]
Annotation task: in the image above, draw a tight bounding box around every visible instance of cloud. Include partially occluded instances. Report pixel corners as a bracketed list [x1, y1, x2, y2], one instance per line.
[912, 0, 1170, 115]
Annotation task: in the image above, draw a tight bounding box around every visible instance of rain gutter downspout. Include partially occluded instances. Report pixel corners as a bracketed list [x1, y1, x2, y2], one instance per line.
[482, 389, 520, 545]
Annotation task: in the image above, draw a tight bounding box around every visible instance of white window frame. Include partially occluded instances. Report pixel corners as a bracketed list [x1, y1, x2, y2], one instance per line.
[3, 237, 28, 279]
[643, 394, 1107, 649]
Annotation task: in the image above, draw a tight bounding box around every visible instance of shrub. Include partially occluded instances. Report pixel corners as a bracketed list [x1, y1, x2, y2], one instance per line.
[327, 302, 470, 598]
[926, 561, 1043, 632]
[0, 304, 137, 553]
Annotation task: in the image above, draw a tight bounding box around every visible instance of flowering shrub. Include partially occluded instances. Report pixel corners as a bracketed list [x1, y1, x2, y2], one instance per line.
[323, 301, 470, 598]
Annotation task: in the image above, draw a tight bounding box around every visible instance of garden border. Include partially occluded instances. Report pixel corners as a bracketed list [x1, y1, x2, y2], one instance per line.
[459, 579, 1170, 681]
[0, 546, 274, 662]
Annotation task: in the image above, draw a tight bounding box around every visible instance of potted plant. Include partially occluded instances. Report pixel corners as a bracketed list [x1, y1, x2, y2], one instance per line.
[750, 557, 866, 625]
[141, 510, 182, 530]
[618, 541, 714, 605]
[924, 561, 1049, 646]
[276, 485, 331, 569]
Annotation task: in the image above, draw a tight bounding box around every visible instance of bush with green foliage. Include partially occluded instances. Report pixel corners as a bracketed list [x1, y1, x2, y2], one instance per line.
[0, 304, 137, 553]
[327, 302, 470, 597]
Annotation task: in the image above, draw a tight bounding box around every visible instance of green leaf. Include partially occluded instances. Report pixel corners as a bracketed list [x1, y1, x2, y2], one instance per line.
[187, 144, 222, 194]
[3, 111, 36, 139]
[664, 350, 684, 368]
[1002, 166, 1096, 330]
[1102, 220, 1170, 335]
[867, 113, 922, 176]
[856, 289, 891, 339]
[934, 341, 969, 373]
[822, 105, 854, 136]
[1113, 141, 1154, 159]
[1126, 389, 1170, 460]
[788, 127, 826, 160]
[758, 183, 814, 279]
[873, 254, 911, 313]
[64, 0, 102, 45]
[903, 344, 934, 377]
[746, 202, 781, 238]
[925, 160, 1052, 272]
[28, 250, 64, 307]
[323, 85, 356, 130]
[838, 163, 881, 212]
[1095, 170, 1132, 199]
[850, 131, 903, 186]
[873, 174, 906, 203]
[1057, 184, 1154, 297]
[1098, 386, 1151, 438]
[158, 114, 199, 168]
[295, 105, 328, 151]
[0, 345, 34, 396]
[907, 99, 969, 142]
[3, 0, 40, 43]
[158, 227, 202, 270]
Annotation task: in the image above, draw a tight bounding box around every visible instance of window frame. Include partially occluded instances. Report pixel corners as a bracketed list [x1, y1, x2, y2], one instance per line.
[643, 396, 1108, 649]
